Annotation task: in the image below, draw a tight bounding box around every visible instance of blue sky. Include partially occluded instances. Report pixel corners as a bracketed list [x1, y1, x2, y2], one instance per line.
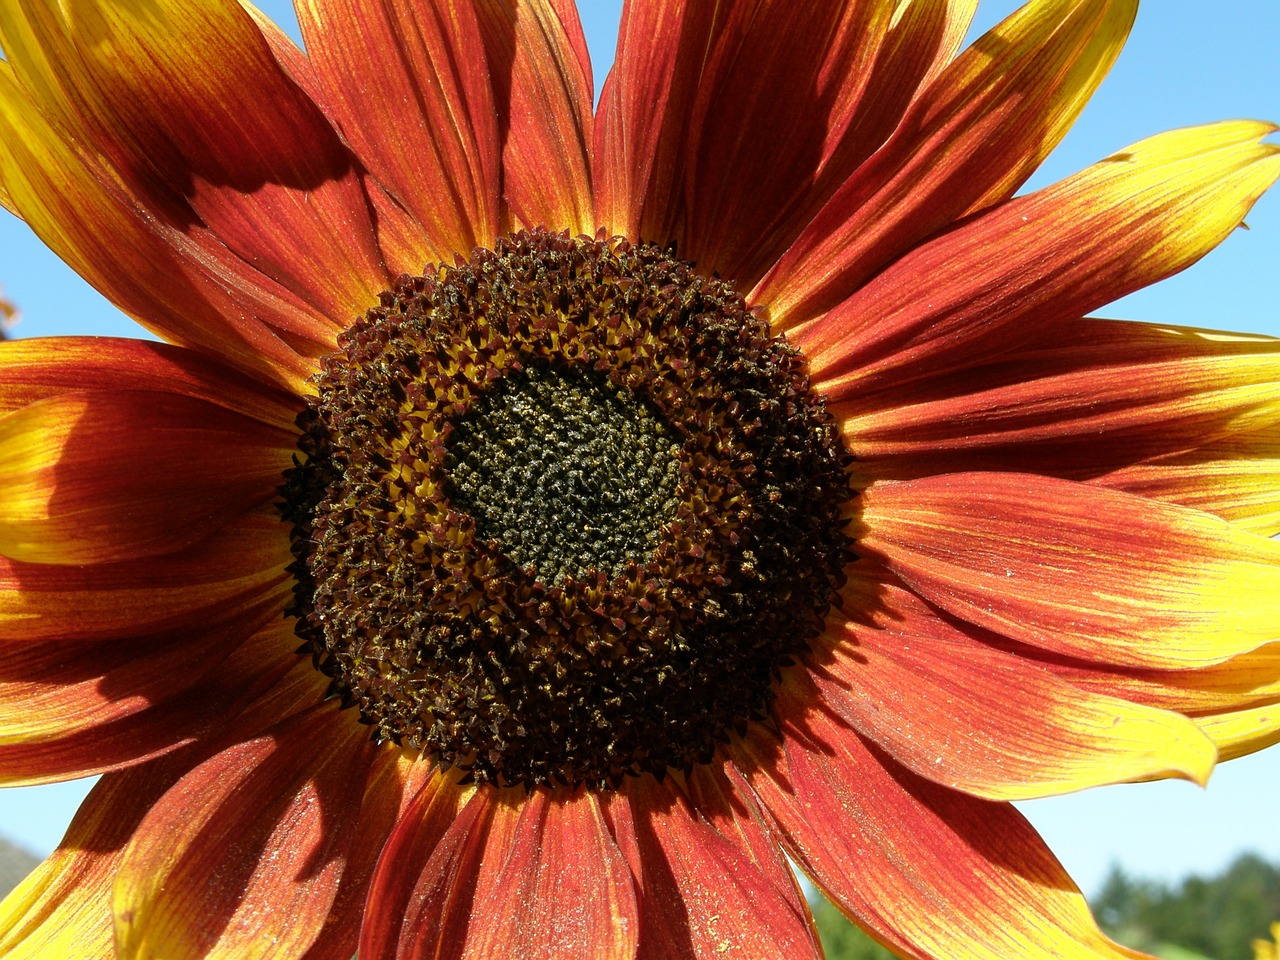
[0, 0, 1277, 898]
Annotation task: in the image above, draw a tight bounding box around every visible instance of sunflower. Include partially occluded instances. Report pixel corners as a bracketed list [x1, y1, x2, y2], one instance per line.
[0, 0, 1278, 958]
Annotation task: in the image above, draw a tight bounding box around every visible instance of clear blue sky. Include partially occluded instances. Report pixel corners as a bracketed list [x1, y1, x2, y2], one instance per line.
[0, 1, 1276, 897]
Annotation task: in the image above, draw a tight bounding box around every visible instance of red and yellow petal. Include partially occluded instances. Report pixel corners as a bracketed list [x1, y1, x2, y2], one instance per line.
[809, 579, 1215, 800]
[800, 121, 1280, 396]
[112, 704, 378, 960]
[0, 608, 303, 788]
[860, 472, 1280, 669]
[838, 318, 1280, 480]
[0, 509, 289, 644]
[3, 0, 390, 325]
[296, 0, 501, 268]
[0, 64, 325, 389]
[0, 337, 301, 429]
[755, 0, 1137, 328]
[0, 389, 294, 564]
[472, 0, 596, 236]
[606, 775, 821, 960]
[737, 687, 1150, 960]
[0, 756, 191, 960]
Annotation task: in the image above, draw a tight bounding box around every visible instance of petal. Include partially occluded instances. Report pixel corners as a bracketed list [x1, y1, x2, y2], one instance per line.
[604, 775, 821, 959]
[358, 767, 475, 960]
[0, 62, 323, 389]
[736, 686, 1149, 960]
[297, 0, 501, 266]
[0, 509, 290, 643]
[113, 705, 378, 960]
[859, 472, 1280, 668]
[0, 389, 294, 564]
[0, 606, 300, 786]
[755, 0, 1136, 327]
[0, 757, 187, 960]
[808, 578, 1215, 800]
[683, 762, 815, 926]
[0, 336, 302, 428]
[472, 0, 596, 235]
[1195, 702, 1280, 763]
[800, 120, 1280, 397]
[674, 2, 897, 285]
[297, 751, 434, 960]
[592, 0, 716, 243]
[463, 788, 639, 960]
[1095, 424, 1280, 536]
[838, 319, 1280, 467]
[3, 0, 390, 324]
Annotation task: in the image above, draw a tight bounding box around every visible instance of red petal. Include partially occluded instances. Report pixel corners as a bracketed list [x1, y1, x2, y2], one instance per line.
[298, 0, 501, 266]
[756, 0, 1136, 327]
[809, 579, 1214, 799]
[603, 775, 820, 959]
[113, 705, 378, 960]
[736, 687, 1149, 960]
[674, 2, 897, 286]
[472, 0, 595, 235]
[592, 0, 716, 243]
[359, 767, 473, 960]
[859, 472, 1280, 668]
[799, 121, 1280, 397]
[0, 389, 294, 564]
[463, 788, 639, 960]
[297, 752, 434, 960]
[0, 509, 290, 643]
[0, 337, 301, 428]
[0, 591, 288, 783]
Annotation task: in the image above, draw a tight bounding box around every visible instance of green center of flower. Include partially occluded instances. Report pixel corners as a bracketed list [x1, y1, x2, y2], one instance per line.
[444, 364, 680, 583]
[281, 229, 854, 790]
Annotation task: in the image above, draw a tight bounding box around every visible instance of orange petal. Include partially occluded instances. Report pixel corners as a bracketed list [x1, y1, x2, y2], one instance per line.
[859, 472, 1280, 669]
[5, 0, 389, 324]
[737, 686, 1150, 960]
[673, 2, 896, 286]
[0, 389, 294, 564]
[0, 756, 188, 959]
[297, 0, 501, 267]
[756, 0, 1136, 328]
[360, 773, 476, 960]
[800, 120, 1280, 396]
[838, 318, 1280, 461]
[113, 705, 378, 960]
[463, 788, 639, 960]
[472, 0, 595, 236]
[809, 580, 1214, 800]
[0, 336, 302, 428]
[0, 62, 324, 389]
[604, 775, 821, 959]
[0, 509, 290, 643]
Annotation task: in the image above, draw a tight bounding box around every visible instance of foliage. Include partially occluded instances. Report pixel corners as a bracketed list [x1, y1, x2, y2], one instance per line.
[813, 854, 1280, 960]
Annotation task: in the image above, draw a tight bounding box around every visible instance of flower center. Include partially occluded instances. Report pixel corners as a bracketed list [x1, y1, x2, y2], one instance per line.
[444, 364, 680, 583]
[281, 229, 854, 789]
